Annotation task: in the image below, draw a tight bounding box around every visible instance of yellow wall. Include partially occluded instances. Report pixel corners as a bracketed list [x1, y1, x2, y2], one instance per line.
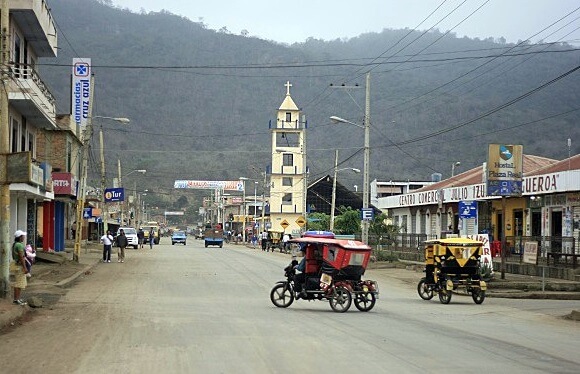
[491, 197, 527, 239]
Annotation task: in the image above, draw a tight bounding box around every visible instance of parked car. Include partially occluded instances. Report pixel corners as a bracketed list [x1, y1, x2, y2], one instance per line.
[171, 231, 187, 245]
[116, 227, 139, 249]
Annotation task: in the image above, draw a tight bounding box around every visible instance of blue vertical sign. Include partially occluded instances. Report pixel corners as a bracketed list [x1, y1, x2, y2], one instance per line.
[459, 200, 478, 219]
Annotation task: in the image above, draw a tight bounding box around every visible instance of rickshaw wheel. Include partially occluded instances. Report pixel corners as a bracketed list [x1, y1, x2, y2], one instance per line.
[329, 286, 352, 313]
[438, 289, 452, 304]
[472, 290, 486, 304]
[270, 283, 294, 308]
[417, 278, 434, 301]
[354, 292, 376, 312]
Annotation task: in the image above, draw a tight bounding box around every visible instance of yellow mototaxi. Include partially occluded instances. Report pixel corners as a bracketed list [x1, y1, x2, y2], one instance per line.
[417, 237, 487, 304]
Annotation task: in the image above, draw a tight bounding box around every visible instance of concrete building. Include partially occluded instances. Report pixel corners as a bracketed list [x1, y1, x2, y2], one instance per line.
[4, 1, 58, 249]
[378, 154, 580, 257]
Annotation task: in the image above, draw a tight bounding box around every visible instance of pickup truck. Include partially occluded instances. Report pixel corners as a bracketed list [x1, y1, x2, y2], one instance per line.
[204, 228, 224, 248]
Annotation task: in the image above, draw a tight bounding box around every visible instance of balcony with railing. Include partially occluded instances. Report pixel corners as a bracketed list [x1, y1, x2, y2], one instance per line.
[8, 63, 57, 129]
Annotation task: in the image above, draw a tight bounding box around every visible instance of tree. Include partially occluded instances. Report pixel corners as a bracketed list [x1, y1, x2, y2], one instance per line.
[174, 195, 188, 209]
[333, 206, 361, 235]
[306, 212, 329, 231]
[369, 213, 399, 246]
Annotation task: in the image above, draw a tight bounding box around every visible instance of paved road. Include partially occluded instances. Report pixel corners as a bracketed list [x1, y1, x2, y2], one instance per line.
[1, 240, 578, 373]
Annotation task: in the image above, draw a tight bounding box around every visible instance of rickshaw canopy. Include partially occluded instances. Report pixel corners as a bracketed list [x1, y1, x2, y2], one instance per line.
[290, 237, 371, 251]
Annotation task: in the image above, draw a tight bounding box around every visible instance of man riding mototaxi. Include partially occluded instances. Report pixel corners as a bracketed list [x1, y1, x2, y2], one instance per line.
[293, 243, 322, 298]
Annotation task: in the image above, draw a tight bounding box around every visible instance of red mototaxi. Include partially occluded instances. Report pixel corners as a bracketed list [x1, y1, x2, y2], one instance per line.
[290, 236, 379, 311]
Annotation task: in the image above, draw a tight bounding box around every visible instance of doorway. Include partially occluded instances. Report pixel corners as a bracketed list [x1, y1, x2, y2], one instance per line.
[551, 210, 563, 252]
[531, 210, 541, 237]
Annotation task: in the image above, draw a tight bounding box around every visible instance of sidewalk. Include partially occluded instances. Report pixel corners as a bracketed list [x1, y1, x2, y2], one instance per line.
[0, 245, 102, 331]
[367, 261, 580, 300]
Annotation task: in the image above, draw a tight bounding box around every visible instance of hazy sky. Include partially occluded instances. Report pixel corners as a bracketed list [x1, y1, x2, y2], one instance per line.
[112, 0, 580, 44]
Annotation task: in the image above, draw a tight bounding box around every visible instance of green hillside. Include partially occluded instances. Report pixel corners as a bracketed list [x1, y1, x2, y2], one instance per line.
[40, 0, 580, 209]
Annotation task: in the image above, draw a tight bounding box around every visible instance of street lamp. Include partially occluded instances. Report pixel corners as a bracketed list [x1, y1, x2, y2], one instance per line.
[330, 115, 370, 244]
[119, 169, 147, 223]
[330, 150, 360, 231]
[239, 177, 249, 242]
[97, 116, 131, 234]
[93, 116, 130, 124]
[451, 161, 461, 177]
[254, 181, 259, 220]
[73, 115, 130, 262]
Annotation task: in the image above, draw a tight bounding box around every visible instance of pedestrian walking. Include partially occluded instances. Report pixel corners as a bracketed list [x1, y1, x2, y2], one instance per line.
[149, 229, 155, 249]
[10, 230, 29, 305]
[137, 228, 145, 249]
[261, 230, 268, 251]
[251, 233, 258, 249]
[116, 229, 128, 263]
[282, 232, 290, 253]
[100, 230, 114, 262]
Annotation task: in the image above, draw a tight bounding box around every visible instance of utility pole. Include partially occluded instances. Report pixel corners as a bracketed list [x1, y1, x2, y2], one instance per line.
[1, 0, 12, 297]
[362, 72, 371, 245]
[330, 150, 339, 231]
[100, 126, 107, 235]
[73, 74, 95, 262]
[118, 159, 123, 226]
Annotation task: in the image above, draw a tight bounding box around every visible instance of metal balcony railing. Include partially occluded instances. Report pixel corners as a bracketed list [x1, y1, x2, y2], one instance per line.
[10, 62, 56, 107]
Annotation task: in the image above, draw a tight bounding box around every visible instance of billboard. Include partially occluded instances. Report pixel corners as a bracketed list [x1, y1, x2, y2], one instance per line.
[174, 180, 245, 191]
[486, 144, 523, 197]
[71, 58, 91, 127]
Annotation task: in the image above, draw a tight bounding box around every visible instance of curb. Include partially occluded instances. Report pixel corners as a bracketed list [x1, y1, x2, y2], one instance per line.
[55, 263, 96, 287]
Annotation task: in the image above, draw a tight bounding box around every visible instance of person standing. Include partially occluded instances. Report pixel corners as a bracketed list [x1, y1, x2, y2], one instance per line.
[149, 229, 155, 249]
[282, 232, 290, 253]
[137, 228, 145, 249]
[251, 233, 258, 249]
[261, 230, 268, 251]
[100, 230, 114, 262]
[116, 229, 128, 263]
[11, 230, 29, 305]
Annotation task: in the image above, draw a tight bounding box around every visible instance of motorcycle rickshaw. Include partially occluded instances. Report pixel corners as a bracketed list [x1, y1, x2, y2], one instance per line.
[417, 238, 487, 304]
[265, 229, 284, 252]
[270, 237, 379, 313]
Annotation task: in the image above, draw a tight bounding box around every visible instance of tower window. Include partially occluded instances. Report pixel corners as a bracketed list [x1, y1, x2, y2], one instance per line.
[285, 112, 291, 122]
[282, 177, 292, 186]
[282, 193, 292, 205]
[283, 154, 293, 166]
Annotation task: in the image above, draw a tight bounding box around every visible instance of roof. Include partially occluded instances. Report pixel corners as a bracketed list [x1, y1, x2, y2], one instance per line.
[424, 237, 483, 246]
[307, 175, 366, 215]
[278, 94, 299, 111]
[290, 237, 371, 250]
[414, 154, 559, 192]
[525, 154, 580, 176]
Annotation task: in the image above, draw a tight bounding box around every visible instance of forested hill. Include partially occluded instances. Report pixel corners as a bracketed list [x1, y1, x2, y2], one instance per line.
[41, 0, 580, 198]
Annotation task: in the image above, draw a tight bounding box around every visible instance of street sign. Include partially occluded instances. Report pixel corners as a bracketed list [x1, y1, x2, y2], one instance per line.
[104, 187, 125, 202]
[280, 219, 290, 229]
[295, 216, 306, 227]
[459, 200, 477, 219]
[83, 208, 92, 219]
[361, 208, 374, 221]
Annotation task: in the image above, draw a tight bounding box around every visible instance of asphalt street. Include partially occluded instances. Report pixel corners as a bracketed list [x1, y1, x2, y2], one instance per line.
[0, 239, 578, 374]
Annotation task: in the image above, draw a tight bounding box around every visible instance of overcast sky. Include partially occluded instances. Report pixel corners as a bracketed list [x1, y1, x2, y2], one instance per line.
[112, 0, 580, 45]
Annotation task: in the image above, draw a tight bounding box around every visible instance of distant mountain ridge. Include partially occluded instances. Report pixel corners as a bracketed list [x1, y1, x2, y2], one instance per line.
[40, 0, 580, 195]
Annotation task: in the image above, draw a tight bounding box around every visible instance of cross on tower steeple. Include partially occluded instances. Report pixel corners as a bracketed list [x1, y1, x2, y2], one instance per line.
[284, 81, 292, 95]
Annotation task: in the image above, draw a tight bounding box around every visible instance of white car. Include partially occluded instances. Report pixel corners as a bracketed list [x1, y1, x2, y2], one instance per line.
[117, 227, 139, 249]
